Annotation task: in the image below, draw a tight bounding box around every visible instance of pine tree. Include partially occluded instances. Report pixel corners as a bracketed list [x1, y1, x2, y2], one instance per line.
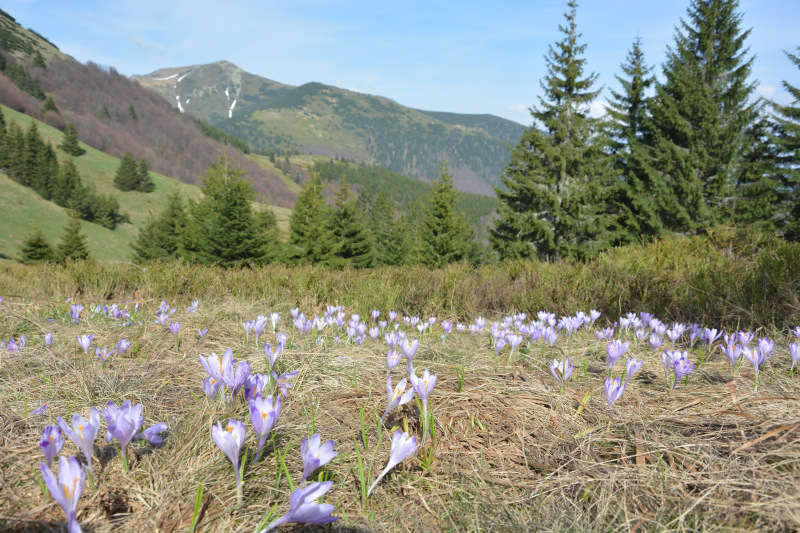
[369, 191, 396, 264]
[606, 37, 667, 243]
[419, 164, 474, 267]
[384, 214, 412, 266]
[288, 174, 331, 264]
[52, 159, 82, 207]
[57, 208, 91, 262]
[113, 153, 140, 191]
[137, 158, 155, 192]
[322, 176, 375, 268]
[647, 0, 764, 232]
[182, 157, 269, 266]
[490, 0, 616, 260]
[20, 228, 56, 263]
[773, 48, 800, 241]
[255, 206, 280, 262]
[132, 189, 187, 261]
[41, 95, 58, 115]
[59, 122, 84, 157]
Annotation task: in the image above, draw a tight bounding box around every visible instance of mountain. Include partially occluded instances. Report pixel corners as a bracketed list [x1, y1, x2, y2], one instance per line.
[133, 61, 523, 195]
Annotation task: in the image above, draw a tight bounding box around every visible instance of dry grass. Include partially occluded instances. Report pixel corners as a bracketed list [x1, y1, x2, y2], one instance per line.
[1, 293, 799, 532]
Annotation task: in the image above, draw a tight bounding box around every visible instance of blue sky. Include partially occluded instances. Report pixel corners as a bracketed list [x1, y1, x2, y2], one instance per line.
[6, 0, 799, 125]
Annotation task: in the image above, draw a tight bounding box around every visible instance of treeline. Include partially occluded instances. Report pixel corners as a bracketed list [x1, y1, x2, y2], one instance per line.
[194, 118, 250, 154]
[491, 0, 800, 260]
[128, 156, 479, 268]
[0, 109, 125, 228]
[0, 48, 295, 206]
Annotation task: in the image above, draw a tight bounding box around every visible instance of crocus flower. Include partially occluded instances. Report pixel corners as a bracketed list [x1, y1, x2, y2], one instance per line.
[548, 357, 574, 385]
[169, 321, 180, 337]
[244, 373, 272, 402]
[94, 346, 116, 368]
[742, 347, 765, 375]
[401, 338, 418, 375]
[367, 430, 418, 496]
[672, 356, 695, 390]
[197, 328, 208, 340]
[264, 342, 282, 370]
[737, 331, 754, 347]
[604, 377, 626, 408]
[704, 328, 723, 346]
[625, 357, 643, 384]
[58, 408, 100, 477]
[381, 375, 415, 422]
[791, 343, 799, 370]
[300, 433, 337, 483]
[225, 359, 251, 400]
[200, 349, 233, 383]
[792, 327, 800, 340]
[757, 337, 774, 365]
[32, 400, 48, 415]
[40, 455, 85, 533]
[606, 339, 630, 370]
[260, 481, 337, 532]
[721, 344, 742, 369]
[102, 400, 166, 465]
[243, 320, 255, 343]
[661, 349, 683, 378]
[203, 376, 221, 399]
[45, 332, 53, 348]
[116, 338, 131, 355]
[649, 333, 663, 352]
[186, 300, 199, 314]
[271, 370, 300, 397]
[386, 349, 401, 371]
[270, 312, 280, 331]
[40, 425, 65, 466]
[76, 334, 93, 354]
[371, 309, 380, 322]
[249, 394, 281, 463]
[410, 369, 437, 425]
[212, 419, 246, 489]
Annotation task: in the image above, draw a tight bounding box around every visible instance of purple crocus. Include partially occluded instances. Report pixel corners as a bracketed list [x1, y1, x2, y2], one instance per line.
[101, 400, 166, 466]
[116, 338, 131, 355]
[212, 419, 246, 489]
[367, 430, 418, 496]
[606, 339, 630, 370]
[58, 408, 100, 478]
[244, 373, 273, 402]
[32, 400, 48, 415]
[243, 320, 255, 343]
[300, 434, 337, 483]
[203, 376, 221, 399]
[264, 342, 282, 370]
[649, 333, 663, 352]
[70, 304, 84, 324]
[45, 332, 53, 348]
[386, 349, 401, 371]
[401, 338, 419, 375]
[604, 377, 626, 408]
[672, 356, 695, 390]
[197, 328, 208, 340]
[661, 349, 683, 378]
[260, 481, 337, 532]
[225, 359, 251, 400]
[169, 321, 180, 337]
[792, 327, 800, 340]
[200, 350, 232, 384]
[410, 369, 437, 427]
[249, 394, 281, 463]
[271, 370, 300, 397]
[76, 334, 93, 354]
[381, 375, 415, 422]
[721, 343, 742, 369]
[548, 357, 574, 385]
[40, 455, 85, 533]
[40, 425, 65, 466]
[94, 346, 116, 368]
[625, 357, 643, 384]
[791, 343, 799, 370]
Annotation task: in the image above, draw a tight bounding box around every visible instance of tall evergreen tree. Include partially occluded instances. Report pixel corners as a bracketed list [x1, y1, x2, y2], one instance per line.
[490, 0, 616, 260]
[384, 214, 412, 266]
[369, 191, 396, 264]
[419, 164, 474, 267]
[137, 158, 155, 192]
[113, 153, 140, 191]
[647, 0, 764, 231]
[773, 47, 800, 241]
[322, 176, 375, 268]
[132, 189, 187, 261]
[20, 228, 56, 263]
[288, 174, 331, 264]
[606, 37, 667, 242]
[57, 208, 91, 262]
[181, 157, 269, 266]
[59, 122, 84, 157]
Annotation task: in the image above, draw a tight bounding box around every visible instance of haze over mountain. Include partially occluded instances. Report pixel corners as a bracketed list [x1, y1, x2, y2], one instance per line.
[133, 61, 523, 195]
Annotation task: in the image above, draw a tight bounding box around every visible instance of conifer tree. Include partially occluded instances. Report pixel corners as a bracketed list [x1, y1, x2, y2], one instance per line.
[137, 158, 155, 192]
[113, 153, 140, 191]
[419, 164, 474, 267]
[647, 0, 764, 231]
[57, 208, 91, 262]
[322, 176, 375, 268]
[20, 228, 56, 263]
[288, 174, 330, 264]
[490, 0, 616, 260]
[773, 47, 800, 241]
[384, 214, 412, 266]
[255, 206, 280, 262]
[182, 157, 268, 266]
[41, 95, 58, 115]
[59, 122, 84, 157]
[132, 189, 187, 261]
[369, 191, 396, 264]
[52, 159, 81, 208]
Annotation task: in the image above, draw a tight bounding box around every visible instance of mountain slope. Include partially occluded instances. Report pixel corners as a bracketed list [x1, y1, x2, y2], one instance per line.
[133, 61, 523, 195]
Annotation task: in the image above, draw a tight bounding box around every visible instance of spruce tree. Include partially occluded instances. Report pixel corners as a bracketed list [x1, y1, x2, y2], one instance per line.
[490, 0, 616, 260]
[288, 174, 330, 264]
[182, 157, 268, 266]
[369, 191, 396, 264]
[322, 176, 375, 268]
[57, 208, 91, 262]
[113, 153, 140, 191]
[384, 214, 412, 266]
[137, 158, 155, 192]
[647, 0, 764, 231]
[132, 189, 187, 261]
[773, 48, 800, 241]
[419, 164, 474, 267]
[41, 95, 58, 115]
[59, 122, 84, 157]
[20, 228, 56, 263]
[606, 37, 667, 242]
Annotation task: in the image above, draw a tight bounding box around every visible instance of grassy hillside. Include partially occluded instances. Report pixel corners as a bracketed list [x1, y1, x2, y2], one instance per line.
[0, 104, 295, 261]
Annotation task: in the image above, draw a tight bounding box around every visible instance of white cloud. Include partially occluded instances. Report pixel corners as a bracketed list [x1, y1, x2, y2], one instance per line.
[132, 36, 167, 56]
[588, 99, 610, 118]
[507, 103, 528, 113]
[755, 84, 777, 99]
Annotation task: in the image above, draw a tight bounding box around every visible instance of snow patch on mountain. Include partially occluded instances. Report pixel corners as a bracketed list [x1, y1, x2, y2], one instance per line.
[228, 99, 237, 118]
[175, 95, 184, 113]
[153, 73, 178, 81]
[177, 71, 192, 83]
